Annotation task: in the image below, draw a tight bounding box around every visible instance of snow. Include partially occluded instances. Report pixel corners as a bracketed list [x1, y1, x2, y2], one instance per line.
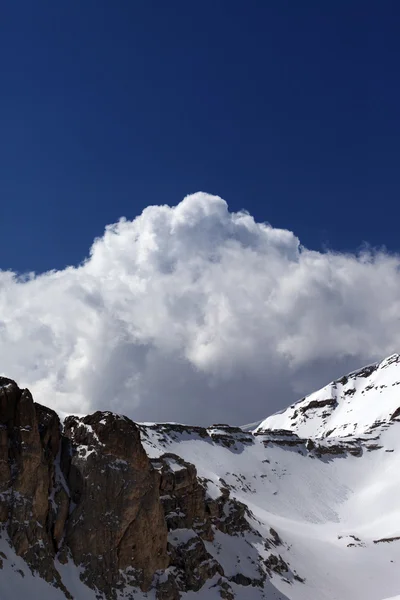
[139, 419, 400, 599]
[0, 534, 73, 600]
[0, 382, 15, 390]
[256, 354, 400, 438]
[2, 354, 400, 598]
[139, 355, 400, 600]
[168, 528, 198, 546]
[164, 456, 186, 472]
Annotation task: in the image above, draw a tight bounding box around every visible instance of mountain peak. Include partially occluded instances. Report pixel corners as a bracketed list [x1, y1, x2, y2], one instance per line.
[255, 353, 400, 439]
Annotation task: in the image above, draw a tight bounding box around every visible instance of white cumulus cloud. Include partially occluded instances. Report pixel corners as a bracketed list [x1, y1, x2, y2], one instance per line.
[1, 192, 400, 425]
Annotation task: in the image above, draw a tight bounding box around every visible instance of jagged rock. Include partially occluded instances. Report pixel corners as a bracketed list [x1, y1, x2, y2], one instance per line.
[218, 580, 235, 600]
[155, 572, 181, 600]
[0, 378, 287, 599]
[169, 535, 224, 592]
[0, 378, 21, 521]
[217, 497, 253, 535]
[62, 411, 169, 594]
[313, 439, 362, 458]
[305, 438, 315, 451]
[207, 424, 254, 448]
[229, 573, 253, 586]
[2, 385, 237, 599]
[0, 379, 69, 591]
[0, 550, 6, 569]
[35, 402, 61, 460]
[264, 553, 289, 576]
[263, 527, 283, 550]
[35, 402, 70, 550]
[153, 453, 213, 540]
[300, 398, 337, 413]
[151, 452, 264, 595]
[51, 486, 70, 549]
[390, 406, 400, 420]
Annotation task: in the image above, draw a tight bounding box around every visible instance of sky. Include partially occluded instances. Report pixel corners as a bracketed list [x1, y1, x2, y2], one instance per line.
[1, 2, 400, 424]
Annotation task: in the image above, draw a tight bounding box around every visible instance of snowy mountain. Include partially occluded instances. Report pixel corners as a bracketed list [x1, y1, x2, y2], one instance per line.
[1, 355, 400, 599]
[256, 353, 400, 438]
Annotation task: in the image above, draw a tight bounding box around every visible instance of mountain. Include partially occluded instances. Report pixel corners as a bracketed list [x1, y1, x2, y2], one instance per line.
[1, 355, 400, 599]
[256, 353, 400, 438]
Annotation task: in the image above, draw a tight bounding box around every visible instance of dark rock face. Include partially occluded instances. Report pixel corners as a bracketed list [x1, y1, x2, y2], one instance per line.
[151, 453, 224, 596]
[62, 411, 169, 594]
[152, 453, 213, 540]
[151, 452, 267, 598]
[0, 381, 169, 598]
[390, 406, 400, 420]
[169, 535, 224, 592]
[300, 398, 337, 413]
[0, 379, 69, 592]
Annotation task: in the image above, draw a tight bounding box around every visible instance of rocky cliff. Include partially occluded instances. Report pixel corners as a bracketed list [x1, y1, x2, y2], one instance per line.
[0, 378, 285, 599]
[0, 378, 169, 597]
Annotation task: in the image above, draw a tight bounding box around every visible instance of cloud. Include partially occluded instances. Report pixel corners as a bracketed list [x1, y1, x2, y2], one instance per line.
[1, 192, 400, 425]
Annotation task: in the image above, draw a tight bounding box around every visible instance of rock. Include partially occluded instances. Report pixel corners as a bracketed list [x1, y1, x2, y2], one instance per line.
[170, 535, 224, 592]
[0, 550, 6, 569]
[217, 497, 252, 536]
[153, 453, 213, 540]
[264, 553, 289, 576]
[300, 398, 337, 413]
[390, 406, 400, 420]
[268, 527, 282, 547]
[155, 573, 181, 600]
[0, 377, 304, 599]
[62, 411, 169, 594]
[0, 379, 68, 590]
[305, 439, 315, 451]
[0, 390, 171, 599]
[218, 580, 235, 599]
[35, 402, 61, 460]
[51, 487, 70, 549]
[151, 451, 268, 596]
[229, 573, 254, 586]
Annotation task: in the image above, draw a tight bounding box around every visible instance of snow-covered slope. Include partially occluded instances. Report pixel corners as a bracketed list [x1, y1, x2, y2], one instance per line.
[256, 353, 400, 438]
[140, 416, 400, 600]
[2, 355, 400, 599]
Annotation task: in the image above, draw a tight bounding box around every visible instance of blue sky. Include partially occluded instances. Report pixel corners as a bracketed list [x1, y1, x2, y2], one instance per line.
[1, 1, 399, 273]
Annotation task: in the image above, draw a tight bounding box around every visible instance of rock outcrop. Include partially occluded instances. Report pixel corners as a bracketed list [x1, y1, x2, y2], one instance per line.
[0, 378, 273, 599]
[0, 378, 67, 591]
[62, 411, 169, 594]
[0, 380, 169, 598]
